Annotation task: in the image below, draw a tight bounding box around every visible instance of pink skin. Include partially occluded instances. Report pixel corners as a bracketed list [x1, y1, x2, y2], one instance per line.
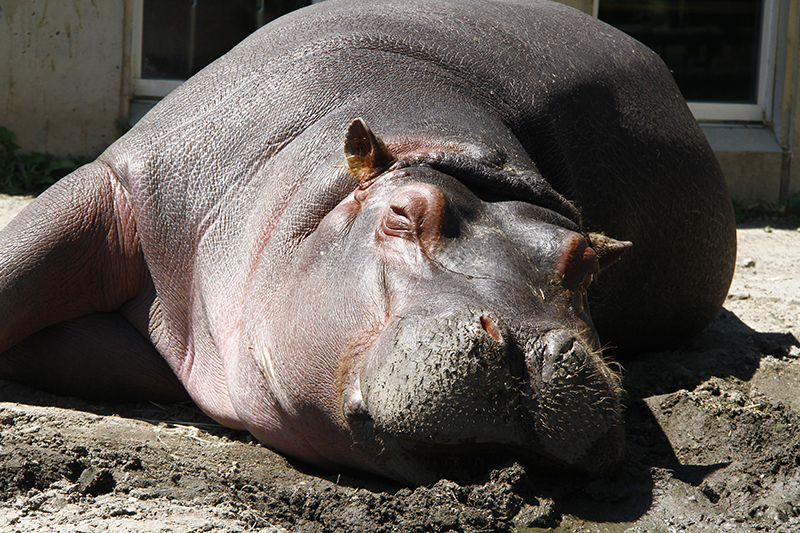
[226, 168, 612, 477]
[231, 181, 387, 471]
[228, 173, 448, 471]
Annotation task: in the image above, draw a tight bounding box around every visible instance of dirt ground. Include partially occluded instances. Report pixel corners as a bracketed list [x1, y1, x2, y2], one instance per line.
[0, 193, 798, 532]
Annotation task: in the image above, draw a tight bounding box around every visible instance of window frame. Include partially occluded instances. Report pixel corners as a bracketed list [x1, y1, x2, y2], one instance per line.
[131, 0, 192, 98]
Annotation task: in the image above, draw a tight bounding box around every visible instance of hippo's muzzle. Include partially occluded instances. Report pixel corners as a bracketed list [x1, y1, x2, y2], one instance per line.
[342, 308, 624, 484]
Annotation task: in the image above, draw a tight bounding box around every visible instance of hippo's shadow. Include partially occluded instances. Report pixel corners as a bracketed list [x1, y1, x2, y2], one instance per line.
[0, 379, 250, 441]
[552, 307, 797, 523]
[619, 307, 798, 399]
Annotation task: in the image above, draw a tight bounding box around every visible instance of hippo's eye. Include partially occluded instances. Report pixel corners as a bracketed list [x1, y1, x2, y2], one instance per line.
[383, 205, 415, 236]
[379, 183, 445, 250]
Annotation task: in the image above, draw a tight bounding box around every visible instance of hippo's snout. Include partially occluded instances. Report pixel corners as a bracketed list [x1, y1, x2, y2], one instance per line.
[523, 328, 624, 472]
[344, 309, 624, 484]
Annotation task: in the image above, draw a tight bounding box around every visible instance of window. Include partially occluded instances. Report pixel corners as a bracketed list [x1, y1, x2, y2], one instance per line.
[596, 0, 780, 123]
[132, 0, 781, 125]
[132, 0, 311, 98]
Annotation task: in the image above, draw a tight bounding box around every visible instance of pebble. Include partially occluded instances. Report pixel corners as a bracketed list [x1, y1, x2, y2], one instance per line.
[697, 381, 721, 396]
[728, 392, 746, 407]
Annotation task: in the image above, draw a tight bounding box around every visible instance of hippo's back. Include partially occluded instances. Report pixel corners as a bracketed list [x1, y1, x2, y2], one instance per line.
[103, 0, 734, 353]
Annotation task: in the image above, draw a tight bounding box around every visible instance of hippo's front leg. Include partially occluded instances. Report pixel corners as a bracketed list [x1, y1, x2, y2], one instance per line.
[0, 162, 185, 401]
[1, 312, 188, 402]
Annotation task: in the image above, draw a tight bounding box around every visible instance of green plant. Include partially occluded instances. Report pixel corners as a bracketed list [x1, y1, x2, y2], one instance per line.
[0, 126, 90, 195]
[733, 191, 800, 226]
[778, 191, 800, 221]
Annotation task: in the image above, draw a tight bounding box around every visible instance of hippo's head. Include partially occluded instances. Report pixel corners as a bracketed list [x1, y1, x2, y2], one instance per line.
[240, 119, 631, 484]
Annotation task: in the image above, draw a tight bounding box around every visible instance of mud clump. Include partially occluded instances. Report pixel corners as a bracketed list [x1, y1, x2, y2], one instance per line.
[0, 395, 555, 532]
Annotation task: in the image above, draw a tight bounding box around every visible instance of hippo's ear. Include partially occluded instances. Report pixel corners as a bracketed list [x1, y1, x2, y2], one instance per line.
[588, 233, 632, 270]
[344, 118, 396, 185]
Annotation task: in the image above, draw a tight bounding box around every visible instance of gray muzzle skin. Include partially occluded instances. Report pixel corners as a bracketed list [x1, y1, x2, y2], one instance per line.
[343, 308, 624, 484]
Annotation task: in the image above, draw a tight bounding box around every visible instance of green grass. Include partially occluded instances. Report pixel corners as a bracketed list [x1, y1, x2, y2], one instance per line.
[734, 191, 800, 227]
[0, 126, 90, 195]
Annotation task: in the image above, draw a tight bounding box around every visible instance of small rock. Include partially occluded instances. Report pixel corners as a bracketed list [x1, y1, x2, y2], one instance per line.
[49, 479, 79, 493]
[728, 392, 746, 407]
[77, 467, 116, 496]
[22, 491, 48, 511]
[726, 293, 750, 301]
[697, 381, 721, 396]
[108, 506, 137, 517]
[513, 499, 558, 529]
[741, 259, 756, 268]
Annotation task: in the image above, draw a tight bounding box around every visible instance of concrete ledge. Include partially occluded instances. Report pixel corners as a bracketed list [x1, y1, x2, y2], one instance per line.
[701, 124, 785, 206]
[701, 124, 782, 153]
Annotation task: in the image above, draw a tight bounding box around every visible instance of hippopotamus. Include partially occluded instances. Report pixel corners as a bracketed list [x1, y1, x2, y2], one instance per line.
[0, 0, 735, 484]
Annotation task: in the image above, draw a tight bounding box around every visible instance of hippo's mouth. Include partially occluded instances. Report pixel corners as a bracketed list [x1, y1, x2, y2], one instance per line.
[345, 415, 624, 485]
[340, 308, 625, 485]
[345, 401, 626, 486]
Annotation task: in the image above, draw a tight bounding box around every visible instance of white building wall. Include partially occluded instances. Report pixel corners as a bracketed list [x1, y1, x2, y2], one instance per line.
[0, 0, 131, 156]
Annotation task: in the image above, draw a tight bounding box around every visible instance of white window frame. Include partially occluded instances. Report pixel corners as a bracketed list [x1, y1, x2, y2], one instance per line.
[131, 0, 186, 99]
[592, 0, 779, 124]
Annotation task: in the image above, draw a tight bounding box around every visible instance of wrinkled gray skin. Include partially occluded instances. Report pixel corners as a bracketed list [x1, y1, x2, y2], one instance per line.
[0, 0, 735, 484]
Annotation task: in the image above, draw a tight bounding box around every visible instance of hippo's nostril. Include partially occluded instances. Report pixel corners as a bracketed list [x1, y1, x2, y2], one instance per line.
[521, 328, 624, 470]
[528, 329, 582, 386]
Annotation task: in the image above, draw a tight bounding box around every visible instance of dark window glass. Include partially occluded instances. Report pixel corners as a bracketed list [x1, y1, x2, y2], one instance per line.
[142, 0, 311, 80]
[599, 0, 763, 103]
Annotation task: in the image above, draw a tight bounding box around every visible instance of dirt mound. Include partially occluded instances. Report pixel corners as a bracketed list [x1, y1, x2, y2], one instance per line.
[0, 388, 555, 532]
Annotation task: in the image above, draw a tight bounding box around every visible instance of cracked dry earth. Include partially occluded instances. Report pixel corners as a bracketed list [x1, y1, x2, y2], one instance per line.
[0, 193, 799, 532]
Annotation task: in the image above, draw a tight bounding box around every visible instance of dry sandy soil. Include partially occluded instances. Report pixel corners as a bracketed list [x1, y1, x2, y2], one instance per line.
[0, 193, 798, 532]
